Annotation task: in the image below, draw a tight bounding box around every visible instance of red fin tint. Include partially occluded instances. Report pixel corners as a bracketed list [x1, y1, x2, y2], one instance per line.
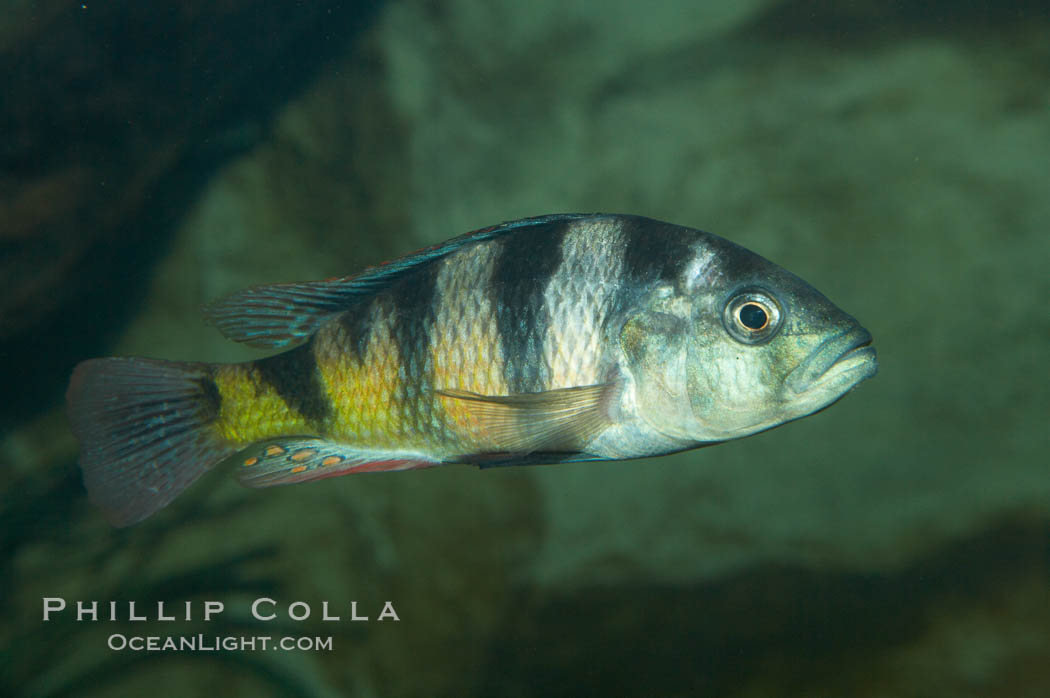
[236, 438, 439, 488]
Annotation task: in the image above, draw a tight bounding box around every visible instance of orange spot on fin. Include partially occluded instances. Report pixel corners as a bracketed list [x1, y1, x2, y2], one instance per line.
[243, 456, 259, 467]
[237, 438, 442, 488]
[290, 449, 317, 462]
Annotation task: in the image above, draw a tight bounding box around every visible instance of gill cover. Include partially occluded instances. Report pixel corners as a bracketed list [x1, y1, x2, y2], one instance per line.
[620, 307, 696, 442]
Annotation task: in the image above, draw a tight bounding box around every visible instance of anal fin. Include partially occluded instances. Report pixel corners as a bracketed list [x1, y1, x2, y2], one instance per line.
[236, 438, 439, 488]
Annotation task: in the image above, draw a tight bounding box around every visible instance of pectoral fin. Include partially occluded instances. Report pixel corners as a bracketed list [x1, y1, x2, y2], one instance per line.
[436, 382, 616, 454]
[236, 438, 439, 488]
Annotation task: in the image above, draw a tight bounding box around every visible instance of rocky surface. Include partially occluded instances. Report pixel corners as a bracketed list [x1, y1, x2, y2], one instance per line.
[0, 0, 379, 420]
[3, 1, 1048, 696]
[379, 0, 1050, 591]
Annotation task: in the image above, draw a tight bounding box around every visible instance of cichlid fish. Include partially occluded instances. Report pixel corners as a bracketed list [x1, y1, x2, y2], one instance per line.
[67, 214, 877, 526]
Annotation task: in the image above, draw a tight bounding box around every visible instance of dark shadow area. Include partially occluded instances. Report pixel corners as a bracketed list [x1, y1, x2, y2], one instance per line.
[480, 517, 1050, 697]
[0, 450, 340, 697]
[0, 1, 383, 428]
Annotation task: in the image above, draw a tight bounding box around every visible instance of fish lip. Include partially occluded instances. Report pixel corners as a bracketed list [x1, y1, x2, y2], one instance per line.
[786, 325, 877, 395]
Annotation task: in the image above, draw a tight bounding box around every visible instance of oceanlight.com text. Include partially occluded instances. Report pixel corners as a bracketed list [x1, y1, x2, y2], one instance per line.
[107, 633, 334, 652]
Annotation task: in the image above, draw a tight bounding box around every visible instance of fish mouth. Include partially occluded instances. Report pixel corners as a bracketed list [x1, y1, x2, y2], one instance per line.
[785, 325, 878, 395]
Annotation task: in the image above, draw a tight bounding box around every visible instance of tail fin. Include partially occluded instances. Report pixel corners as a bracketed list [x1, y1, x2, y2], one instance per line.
[66, 358, 233, 527]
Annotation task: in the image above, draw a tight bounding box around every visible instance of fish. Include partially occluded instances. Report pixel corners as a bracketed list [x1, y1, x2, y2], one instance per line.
[66, 213, 877, 526]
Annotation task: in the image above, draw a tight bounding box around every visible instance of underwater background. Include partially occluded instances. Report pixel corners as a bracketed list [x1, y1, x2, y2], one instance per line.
[2, 1, 1048, 696]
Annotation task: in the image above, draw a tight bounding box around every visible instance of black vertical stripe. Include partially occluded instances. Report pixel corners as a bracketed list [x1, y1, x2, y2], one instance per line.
[618, 215, 698, 288]
[195, 364, 223, 423]
[388, 259, 441, 430]
[490, 220, 570, 394]
[337, 304, 373, 364]
[610, 215, 699, 316]
[253, 339, 332, 426]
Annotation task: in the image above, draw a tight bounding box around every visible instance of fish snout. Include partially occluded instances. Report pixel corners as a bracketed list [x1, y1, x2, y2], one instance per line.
[785, 325, 876, 395]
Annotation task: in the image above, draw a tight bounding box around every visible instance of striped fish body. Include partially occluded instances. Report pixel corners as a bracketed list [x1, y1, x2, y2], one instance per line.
[207, 215, 688, 462]
[67, 214, 877, 525]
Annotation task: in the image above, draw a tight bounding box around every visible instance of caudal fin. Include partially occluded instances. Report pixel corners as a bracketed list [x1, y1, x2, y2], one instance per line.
[66, 358, 232, 527]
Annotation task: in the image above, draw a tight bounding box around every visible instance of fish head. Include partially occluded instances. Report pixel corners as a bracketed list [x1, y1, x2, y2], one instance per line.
[620, 235, 877, 445]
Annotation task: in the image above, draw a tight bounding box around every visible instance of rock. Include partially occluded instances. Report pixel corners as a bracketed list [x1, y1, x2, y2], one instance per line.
[4, 0, 1049, 696]
[0, 0, 380, 421]
[5, 30, 543, 698]
[479, 518, 1050, 697]
[374, 0, 1050, 591]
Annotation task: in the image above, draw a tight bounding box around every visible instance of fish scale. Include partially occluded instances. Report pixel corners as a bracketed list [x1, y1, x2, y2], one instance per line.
[431, 240, 510, 448]
[317, 296, 406, 447]
[212, 359, 314, 444]
[67, 213, 877, 526]
[543, 223, 626, 389]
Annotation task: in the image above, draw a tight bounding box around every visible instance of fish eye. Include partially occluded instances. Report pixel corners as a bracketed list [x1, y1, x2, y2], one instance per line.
[723, 289, 783, 345]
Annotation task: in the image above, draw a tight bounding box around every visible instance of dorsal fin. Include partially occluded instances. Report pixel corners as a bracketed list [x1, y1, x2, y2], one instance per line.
[202, 213, 596, 348]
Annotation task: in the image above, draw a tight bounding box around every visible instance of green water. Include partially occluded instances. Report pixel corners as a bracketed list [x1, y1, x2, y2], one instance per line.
[2, 1, 1048, 696]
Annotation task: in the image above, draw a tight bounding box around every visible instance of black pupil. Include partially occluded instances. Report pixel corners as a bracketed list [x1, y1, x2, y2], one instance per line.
[739, 303, 767, 330]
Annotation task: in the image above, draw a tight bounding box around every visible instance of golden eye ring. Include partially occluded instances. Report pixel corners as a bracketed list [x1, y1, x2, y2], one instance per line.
[736, 302, 770, 331]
